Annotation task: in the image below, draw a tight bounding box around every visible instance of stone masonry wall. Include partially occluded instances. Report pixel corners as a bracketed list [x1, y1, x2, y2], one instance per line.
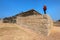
[16, 14, 53, 36]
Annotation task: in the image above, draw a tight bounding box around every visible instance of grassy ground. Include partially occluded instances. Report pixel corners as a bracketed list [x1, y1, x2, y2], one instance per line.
[0, 23, 45, 40]
[0, 23, 60, 40]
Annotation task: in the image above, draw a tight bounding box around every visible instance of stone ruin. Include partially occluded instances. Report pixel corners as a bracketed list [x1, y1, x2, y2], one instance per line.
[0, 9, 53, 36]
[3, 16, 16, 23]
[16, 9, 53, 36]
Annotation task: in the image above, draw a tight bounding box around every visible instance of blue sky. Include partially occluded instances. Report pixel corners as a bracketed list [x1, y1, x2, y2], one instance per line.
[0, 0, 60, 20]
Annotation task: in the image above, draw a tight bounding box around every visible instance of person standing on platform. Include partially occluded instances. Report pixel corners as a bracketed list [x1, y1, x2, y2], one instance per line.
[43, 5, 47, 14]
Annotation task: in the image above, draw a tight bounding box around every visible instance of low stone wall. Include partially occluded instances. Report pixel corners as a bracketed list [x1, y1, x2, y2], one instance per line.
[16, 14, 53, 36]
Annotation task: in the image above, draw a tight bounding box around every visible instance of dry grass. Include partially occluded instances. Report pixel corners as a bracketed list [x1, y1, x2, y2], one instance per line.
[0, 23, 46, 40]
[0, 23, 60, 40]
[46, 26, 60, 40]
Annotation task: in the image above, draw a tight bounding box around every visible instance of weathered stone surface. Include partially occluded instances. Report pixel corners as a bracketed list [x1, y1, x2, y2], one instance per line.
[43, 14, 53, 36]
[16, 14, 53, 36]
